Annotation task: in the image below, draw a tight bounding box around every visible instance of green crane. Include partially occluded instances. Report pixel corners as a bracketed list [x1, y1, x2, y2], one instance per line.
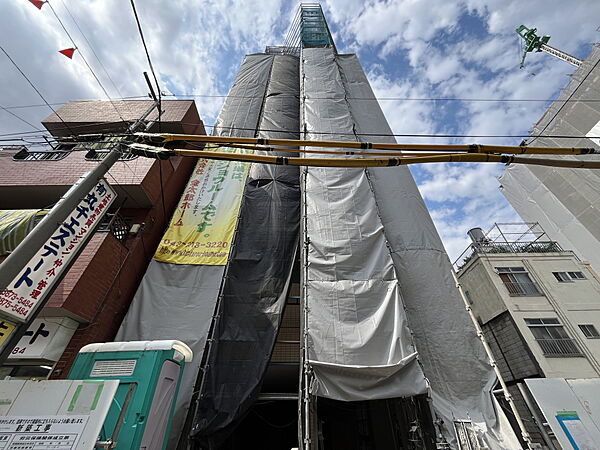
[516, 25, 582, 68]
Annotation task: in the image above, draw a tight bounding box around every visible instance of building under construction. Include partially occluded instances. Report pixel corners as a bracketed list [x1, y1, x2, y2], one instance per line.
[116, 5, 521, 449]
[500, 41, 600, 274]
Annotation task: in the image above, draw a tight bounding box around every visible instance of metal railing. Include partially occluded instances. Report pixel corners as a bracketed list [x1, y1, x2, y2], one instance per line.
[501, 280, 543, 296]
[454, 241, 564, 271]
[98, 212, 130, 242]
[536, 338, 583, 357]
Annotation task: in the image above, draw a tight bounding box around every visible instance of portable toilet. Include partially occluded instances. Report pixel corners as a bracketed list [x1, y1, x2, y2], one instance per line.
[67, 340, 193, 450]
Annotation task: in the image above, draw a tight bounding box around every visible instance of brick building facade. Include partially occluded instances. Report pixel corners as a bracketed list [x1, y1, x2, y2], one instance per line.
[0, 100, 204, 379]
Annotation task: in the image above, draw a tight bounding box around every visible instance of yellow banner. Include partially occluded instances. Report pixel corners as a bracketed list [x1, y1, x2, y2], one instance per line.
[154, 149, 250, 265]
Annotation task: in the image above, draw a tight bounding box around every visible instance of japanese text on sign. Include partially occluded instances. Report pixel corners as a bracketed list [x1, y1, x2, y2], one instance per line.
[154, 148, 251, 265]
[0, 415, 87, 450]
[0, 180, 116, 322]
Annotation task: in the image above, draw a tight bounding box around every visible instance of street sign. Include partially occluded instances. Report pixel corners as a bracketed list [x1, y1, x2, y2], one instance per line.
[0, 179, 116, 322]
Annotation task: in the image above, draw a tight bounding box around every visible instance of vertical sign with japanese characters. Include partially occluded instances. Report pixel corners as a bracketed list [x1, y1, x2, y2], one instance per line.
[0, 179, 116, 322]
[154, 147, 251, 265]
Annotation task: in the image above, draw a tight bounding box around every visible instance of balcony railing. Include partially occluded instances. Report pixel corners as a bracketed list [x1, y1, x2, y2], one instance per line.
[536, 338, 583, 357]
[501, 281, 543, 296]
[454, 241, 564, 271]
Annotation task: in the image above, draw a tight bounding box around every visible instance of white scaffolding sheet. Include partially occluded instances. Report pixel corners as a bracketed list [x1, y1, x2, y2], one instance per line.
[300, 47, 428, 401]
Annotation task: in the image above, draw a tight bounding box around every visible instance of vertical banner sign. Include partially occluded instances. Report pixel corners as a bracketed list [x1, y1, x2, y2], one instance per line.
[0, 179, 116, 323]
[154, 149, 251, 265]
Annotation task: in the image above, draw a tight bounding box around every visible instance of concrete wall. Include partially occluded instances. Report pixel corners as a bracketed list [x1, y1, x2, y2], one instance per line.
[458, 251, 600, 379]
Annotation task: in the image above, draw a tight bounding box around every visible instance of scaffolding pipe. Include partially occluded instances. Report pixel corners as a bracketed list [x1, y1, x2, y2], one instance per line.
[451, 270, 534, 449]
[129, 144, 600, 170]
[136, 132, 599, 156]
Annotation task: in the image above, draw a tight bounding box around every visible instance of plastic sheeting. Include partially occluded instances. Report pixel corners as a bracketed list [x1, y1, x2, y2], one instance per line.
[191, 54, 301, 445]
[0, 210, 46, 256]
[116, 54, 274, 448]
[301, 47, 520, 449]
[300, 47, 428, 401]
[500, 164, 600, 272]
[500, 44, 600, 273]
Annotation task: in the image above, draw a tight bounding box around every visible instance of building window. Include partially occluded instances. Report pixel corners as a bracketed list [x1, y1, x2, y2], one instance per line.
[525, 318, 583, 357]
[495, 267, 541, 296]
[579, 324, 600, 339]
[85, 148, 137, 161]
[553, 271, 586, 282]
[84, 137, 136, 161]
[12, 144, 72, 161]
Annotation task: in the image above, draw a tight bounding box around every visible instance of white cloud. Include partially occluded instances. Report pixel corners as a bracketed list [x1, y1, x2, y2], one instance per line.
[1, 0, 598, 259]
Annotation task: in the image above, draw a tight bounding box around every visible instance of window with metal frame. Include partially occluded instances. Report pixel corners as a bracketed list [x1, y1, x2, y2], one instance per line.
[579, 324, 600, 339]
[84, 136, 137, 161]
[553, 271, 586, 282]
[12, 144, 73, 161]
[525, 318, 582, 357]
[495, 267, 542, 296]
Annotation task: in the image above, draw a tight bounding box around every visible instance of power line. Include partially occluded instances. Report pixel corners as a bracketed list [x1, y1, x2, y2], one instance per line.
[130, 0, 162, 129]
[0, 104, 44, 132]
[3, 121, 600, 142]
[0, 44, 77, 137]
[46, 0, 128, 124]
[159, 93, 600, 103]
[57, 0, 124, 98]
[528, 56, 600, 145]
[6, 94, 600, 112]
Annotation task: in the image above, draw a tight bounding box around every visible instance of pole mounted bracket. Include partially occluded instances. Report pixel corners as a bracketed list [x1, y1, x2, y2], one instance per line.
[129, 143, 175, 160]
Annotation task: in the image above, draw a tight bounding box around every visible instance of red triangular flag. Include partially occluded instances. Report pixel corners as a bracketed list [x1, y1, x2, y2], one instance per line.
[28, 0, 46, 9]
[59, 48, 76, 59]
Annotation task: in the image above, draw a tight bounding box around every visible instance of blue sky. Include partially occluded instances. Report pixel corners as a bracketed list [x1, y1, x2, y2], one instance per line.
[1, 0, 599, 260]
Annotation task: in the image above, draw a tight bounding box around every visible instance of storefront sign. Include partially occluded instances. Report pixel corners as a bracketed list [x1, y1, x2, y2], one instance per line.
[8, 317, 77, 361]
[0, 180, 116, 322]
[154, 149, 250, 265]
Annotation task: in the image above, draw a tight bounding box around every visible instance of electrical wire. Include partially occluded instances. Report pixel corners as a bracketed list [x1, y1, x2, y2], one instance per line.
[46, 0, 128, 124]
[57, 0, 124, 98]
[528, 56, 600, 145]
[0, 44, 77, 137]
[0, 104, 44, 132]
[129, 0, 162, 129]
[7, 94, 600, 107]
[5, 121, 600, 142]
[158, 92, 600, 103]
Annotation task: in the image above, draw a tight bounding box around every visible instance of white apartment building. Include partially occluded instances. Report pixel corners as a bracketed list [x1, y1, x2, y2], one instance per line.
[455, 223, 600, 448]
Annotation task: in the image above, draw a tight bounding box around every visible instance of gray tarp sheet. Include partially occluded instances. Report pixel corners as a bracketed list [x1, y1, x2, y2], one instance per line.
[500, 44, 600, 273]
[301, 47, 520, 448]
[191, 54, 301, 446]
[300, 47, 428, 401]
[116, 54, 274, 448]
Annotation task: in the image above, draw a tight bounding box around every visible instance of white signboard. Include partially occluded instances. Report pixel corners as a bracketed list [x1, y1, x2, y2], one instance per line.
[0, 415, 88, 449]
[0, 180, 116, 322]
[526, 378, 600, 450]
[8, 317, 77, 361]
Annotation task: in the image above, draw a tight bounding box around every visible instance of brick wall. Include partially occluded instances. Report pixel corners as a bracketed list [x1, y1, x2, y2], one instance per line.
[49, 153, 195, 378]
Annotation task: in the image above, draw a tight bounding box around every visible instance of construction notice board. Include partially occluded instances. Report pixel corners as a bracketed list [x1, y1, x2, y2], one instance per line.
[0, 379, 118, 449]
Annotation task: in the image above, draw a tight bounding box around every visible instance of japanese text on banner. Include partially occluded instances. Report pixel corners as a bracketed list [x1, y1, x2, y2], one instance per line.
[154, 149, 250, 265]
[0, 180, 116, 322]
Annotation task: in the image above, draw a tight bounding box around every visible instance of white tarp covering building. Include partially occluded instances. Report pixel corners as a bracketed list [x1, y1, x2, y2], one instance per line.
[500, 44, 600, 273]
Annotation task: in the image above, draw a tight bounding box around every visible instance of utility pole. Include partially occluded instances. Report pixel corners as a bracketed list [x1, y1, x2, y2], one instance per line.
[0, 75, 160, 364]
[516, 25, 583, 68]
